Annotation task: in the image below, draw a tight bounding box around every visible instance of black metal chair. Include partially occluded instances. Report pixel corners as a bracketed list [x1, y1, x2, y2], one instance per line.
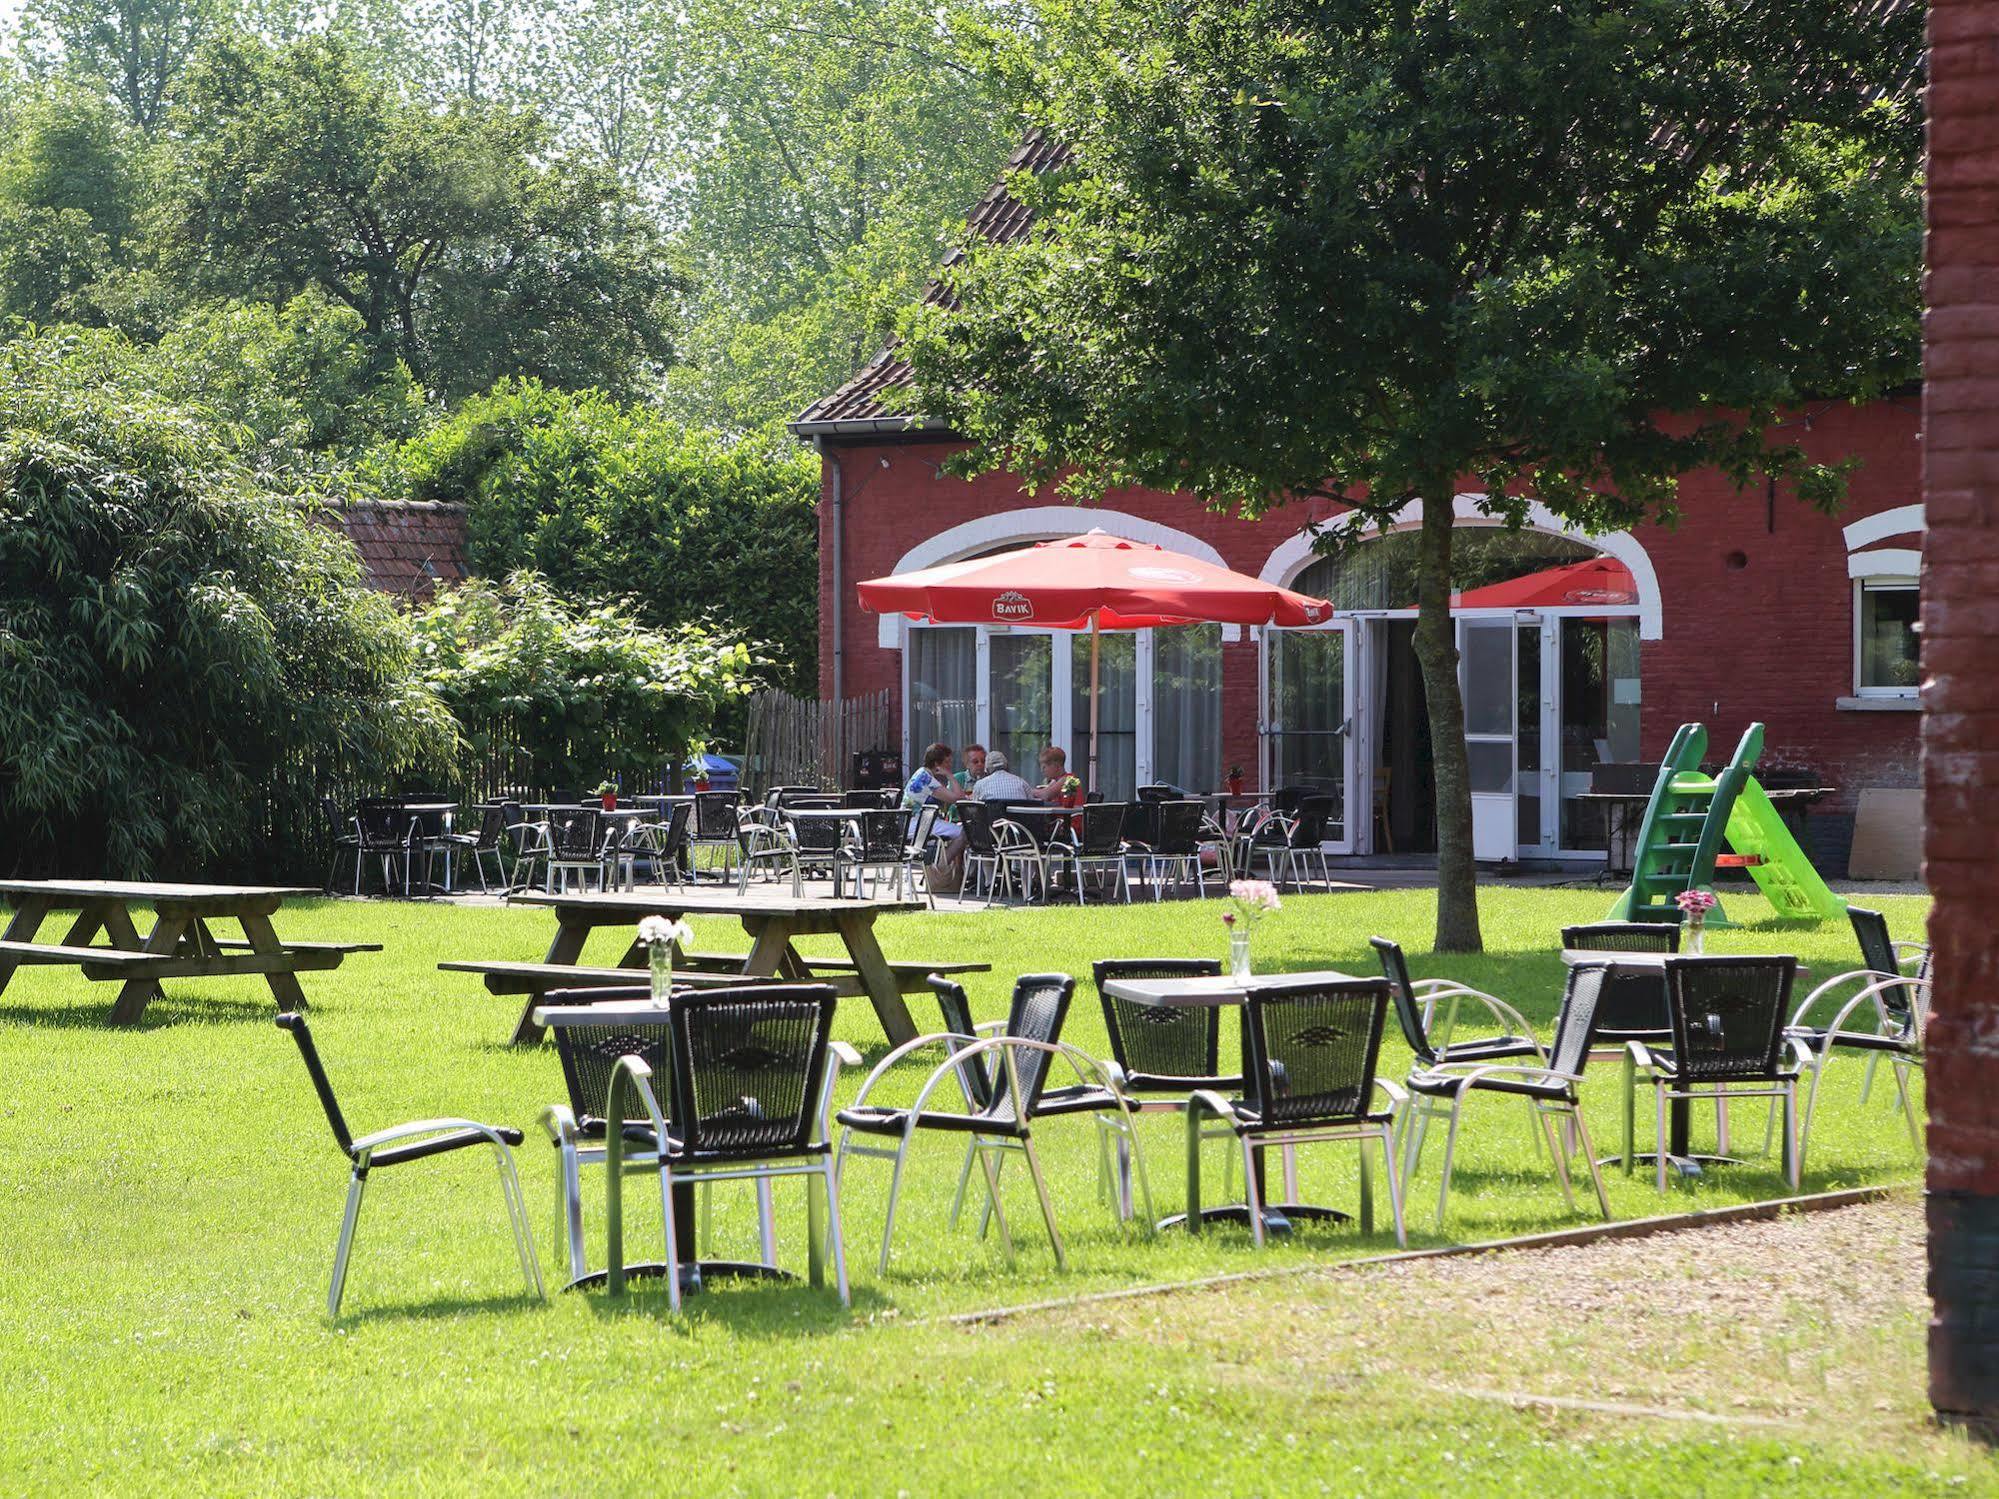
[689, 791, 743, 881]
[444, 804, 508, 893]
[1405, 962, 1614, 1227]
[837, 974, 1147, 1273]
[1561, 922, 1679, 1048]
[897, 804, 941, 906]
[322, 795, 364, 894]
[351, 798, 411, 895]
[835, 809, 913, 898]
[1370, 936, 1543, 1173]
[843, 787, 898, 809]
[1138, 799, 1210, 898]
[1783, 905, 1930, 1173]
[957, 801, 1010, 904]
[546, 808, 610, 892]
[1091, 958, 1241, 1214]
[1624, 955, 1804, 1193]
[1184, 976, 1407, 1247]
[623, 800, 691, 889]
[1246, 795, 1334, 889]
[274, 1012, 542, 1316]
[1045, 802, 1130, 902]
[501, 799, 550, 892]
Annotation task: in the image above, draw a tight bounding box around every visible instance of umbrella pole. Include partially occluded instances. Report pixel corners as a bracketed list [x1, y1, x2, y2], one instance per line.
[1088, 611, 1101, 795]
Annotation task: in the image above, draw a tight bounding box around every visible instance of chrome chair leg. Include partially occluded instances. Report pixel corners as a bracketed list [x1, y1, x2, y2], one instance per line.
[1571, 1108, 1612, 1220]
[328, 1170, 367, 1317]
[821, 1159, 851, 1307]
[1380, 1125, 1408, 1247]
[1019, 1135, 1067, 1270]
[1241, 1136, 1266, 1248]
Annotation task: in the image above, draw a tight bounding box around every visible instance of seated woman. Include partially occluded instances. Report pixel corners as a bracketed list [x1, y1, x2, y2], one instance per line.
[902, 741, 968, 889]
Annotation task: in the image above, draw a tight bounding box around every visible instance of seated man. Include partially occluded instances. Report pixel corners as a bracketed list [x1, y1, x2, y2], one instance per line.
[903, 741, 968, 888]
[971, 750, 1032, 803]
[952, 743, 988, 792]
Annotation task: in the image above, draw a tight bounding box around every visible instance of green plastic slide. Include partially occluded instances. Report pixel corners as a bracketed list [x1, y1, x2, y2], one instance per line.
[1722, 776, 1849, 921]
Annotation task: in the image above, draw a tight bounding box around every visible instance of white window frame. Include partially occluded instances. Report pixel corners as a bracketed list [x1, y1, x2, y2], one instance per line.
[1850, 563, 1921, 700]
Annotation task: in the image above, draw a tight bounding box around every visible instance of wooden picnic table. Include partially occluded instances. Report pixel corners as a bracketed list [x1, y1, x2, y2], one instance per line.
[459, 889, 980, 1046]
[0, 880, 379, 1027]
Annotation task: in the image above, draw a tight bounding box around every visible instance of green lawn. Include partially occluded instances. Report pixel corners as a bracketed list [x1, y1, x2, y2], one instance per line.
[1, 883, 1983, 1495]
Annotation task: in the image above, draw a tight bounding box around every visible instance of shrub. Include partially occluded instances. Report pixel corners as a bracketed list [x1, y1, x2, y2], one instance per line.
[390, 379, 819, 695]
[0, 327, 455, 877]
[411, 571, 756, 793]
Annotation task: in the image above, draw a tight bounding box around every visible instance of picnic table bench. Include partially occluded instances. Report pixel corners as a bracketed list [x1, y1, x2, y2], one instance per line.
[459, 889, 985, 1045]
[0, 880, 377, 1026]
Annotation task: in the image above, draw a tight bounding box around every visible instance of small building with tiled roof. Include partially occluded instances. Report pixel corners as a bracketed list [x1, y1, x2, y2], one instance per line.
[331, 499, 472, 603]
[793, 133, 1922, 872]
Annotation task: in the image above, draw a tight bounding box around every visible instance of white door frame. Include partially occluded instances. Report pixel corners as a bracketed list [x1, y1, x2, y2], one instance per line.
[1258, 620, 1358, 855]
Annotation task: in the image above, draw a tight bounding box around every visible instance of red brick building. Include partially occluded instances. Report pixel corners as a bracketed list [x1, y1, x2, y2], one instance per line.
[795, 141, 1925, 869]
[1922, 0, 1999, 1428]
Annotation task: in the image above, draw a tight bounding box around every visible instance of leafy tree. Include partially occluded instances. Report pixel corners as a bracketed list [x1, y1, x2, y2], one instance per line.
[0, 325, 454, 878]
[152, 291, 427, 472]
[0, 82, 145, 324]
[18, 0, 224, 128]
[412, 571, 757, 793]
[391, 378, 821, 694]
[167, 34, 679, 402]
[660, 0, 1017, 441]
[903, 0, 1922, 949]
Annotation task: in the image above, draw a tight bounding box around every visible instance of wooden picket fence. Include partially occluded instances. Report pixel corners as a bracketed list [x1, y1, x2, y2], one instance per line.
[742, 688, 894, 794]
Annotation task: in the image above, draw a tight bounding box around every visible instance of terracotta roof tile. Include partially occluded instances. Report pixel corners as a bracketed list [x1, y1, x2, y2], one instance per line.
[326, 499, 471, 603]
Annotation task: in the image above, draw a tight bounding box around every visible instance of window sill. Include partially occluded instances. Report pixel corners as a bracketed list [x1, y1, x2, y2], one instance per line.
[1836, 695, 1919, 712]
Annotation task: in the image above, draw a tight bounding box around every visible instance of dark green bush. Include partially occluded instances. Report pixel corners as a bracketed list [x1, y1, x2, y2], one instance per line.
[390, 379, 819, 695]
[0, 327, 455, 877]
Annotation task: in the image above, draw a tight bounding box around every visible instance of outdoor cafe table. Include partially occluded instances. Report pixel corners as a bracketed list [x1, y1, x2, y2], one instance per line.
[451, 888, 971, 1046]
[0, 880, 378, 1026]
[1101, 968, 1364, 1234]
[1559, 948, 1808, 1178]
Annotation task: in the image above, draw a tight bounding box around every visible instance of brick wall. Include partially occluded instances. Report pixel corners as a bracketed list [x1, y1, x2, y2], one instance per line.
[819, 399, 1921, 811]
[1924, 0, 1999, 1426]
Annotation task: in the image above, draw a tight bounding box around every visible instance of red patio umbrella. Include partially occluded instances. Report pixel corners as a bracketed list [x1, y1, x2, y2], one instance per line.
[858, 529, 1333, 791]
[1448, 555, 1638, 610]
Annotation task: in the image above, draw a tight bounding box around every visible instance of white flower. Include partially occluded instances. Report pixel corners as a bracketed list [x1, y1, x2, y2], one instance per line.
[638, 915, 692, 950]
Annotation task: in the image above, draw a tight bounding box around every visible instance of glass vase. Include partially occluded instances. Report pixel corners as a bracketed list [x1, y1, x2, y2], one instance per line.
[1687, 918, 1705, 955]
[649, 943, 673, 1005]
[1229, 929, 1252, 983]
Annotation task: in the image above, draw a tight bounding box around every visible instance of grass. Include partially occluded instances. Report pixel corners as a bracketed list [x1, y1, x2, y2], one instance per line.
[0, 882, 1985, 1495]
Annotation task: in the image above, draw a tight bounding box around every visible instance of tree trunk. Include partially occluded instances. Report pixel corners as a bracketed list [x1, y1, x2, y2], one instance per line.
[1410, 489, 1483, 952]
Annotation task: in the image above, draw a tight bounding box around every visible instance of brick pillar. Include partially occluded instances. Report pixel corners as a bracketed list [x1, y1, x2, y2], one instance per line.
[1925, 0, 1999, 1426]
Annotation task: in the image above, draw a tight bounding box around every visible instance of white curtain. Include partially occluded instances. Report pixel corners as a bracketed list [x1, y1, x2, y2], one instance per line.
[907, 627, 975, 758]
[1152, 625, 1221, 794]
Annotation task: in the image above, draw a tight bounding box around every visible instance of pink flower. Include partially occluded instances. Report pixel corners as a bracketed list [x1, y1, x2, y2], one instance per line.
[1675, 889, 1719, 916]
[1222, 911, 1237, 927]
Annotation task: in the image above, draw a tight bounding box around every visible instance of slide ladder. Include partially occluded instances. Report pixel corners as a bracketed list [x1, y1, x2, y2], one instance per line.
[1609, 723, 1844, 925]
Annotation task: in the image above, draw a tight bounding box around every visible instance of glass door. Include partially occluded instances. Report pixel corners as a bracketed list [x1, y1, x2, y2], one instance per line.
[1071, 632, 1137, 799]
[1265, 625, 1353, 850]
[984, 632, 1053, 781]
[1459, 618, 1517, 861]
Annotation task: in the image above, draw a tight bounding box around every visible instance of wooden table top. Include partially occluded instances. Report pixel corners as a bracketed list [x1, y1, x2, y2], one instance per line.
[0, 879, 318, 904]
[1102, 969, 1362, 1009]
[510, 890, 923, 917]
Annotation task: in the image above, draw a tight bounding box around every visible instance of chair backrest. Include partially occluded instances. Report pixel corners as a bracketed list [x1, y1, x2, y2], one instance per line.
[1369, 936, 1436, 1066]
[693, 790, 741, 839]
[1662, 956, 1797, 1083]
[904, 803, 939, 856]
[355, 798, 404, 843]
[1271, 785, 1311, 816]
[275, 1012, 354, 1156]
[473, 803, 507, 848]
[1076, 801, 1127, 856]
[1091, 958, 1226, 1089]
[1848, 905, 1899, 979]
[1546, 962, 1612, 1080]
[1136, 784, 1177, 802]
[926, 975, 994, 1110]
[786, 810, 842, 856]
[1561, 922, 1678, 1036]
[546, 994, 674, 1133]
[667, 984, 839, 1156]
[1289, 795, 1335, 847]
[1122, 799, 1162, 849]
[844, 788, 894, 808]
[852, 809, 906, 859]
[549, 787, 581, 807]
[957, 799, 999, 855]
[1152, 799, 1206, 855]
[409, 803, 454, 837]
[1240, 977, 1391, 1128]
[501, 798, 527, 834]
[550, 808, 603, 859]
[988, 973, 1077, 1123]
[1084, 790, 1105, 804]
[661, 799, 693, 855]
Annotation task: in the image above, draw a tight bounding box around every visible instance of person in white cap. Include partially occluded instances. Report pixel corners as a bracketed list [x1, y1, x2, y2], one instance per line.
[972, 751, 1033, 803]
